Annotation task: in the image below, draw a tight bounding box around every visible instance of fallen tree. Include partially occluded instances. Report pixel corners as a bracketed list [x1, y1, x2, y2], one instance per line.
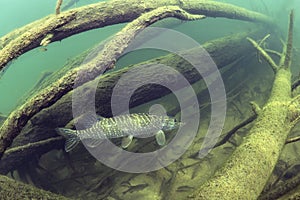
[0, 30, 267, 174]
[191, 10, 297, 199]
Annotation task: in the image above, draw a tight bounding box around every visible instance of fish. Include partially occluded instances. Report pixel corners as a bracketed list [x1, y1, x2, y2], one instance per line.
[56, 113, 183, 152]
[122, 183, 149, 195]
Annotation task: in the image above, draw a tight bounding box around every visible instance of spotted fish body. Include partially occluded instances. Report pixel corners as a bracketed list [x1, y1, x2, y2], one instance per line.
[57, 113, 181, 152]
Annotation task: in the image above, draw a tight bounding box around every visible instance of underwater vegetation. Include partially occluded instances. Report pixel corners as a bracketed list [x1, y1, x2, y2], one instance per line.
[0, 0, 300, 199]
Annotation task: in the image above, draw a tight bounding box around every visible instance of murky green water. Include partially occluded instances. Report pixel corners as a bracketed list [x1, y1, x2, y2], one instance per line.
[1, 0, 300, 199]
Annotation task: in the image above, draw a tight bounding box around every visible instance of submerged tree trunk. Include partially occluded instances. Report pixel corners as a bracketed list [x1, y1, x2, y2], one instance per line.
[191, 10, 296, 199]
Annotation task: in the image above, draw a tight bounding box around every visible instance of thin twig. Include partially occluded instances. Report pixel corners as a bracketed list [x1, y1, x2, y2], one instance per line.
[214, 114, 257, 147]
[247, 37, 278, 73]
[286, 135, 300, 144]
[292, 79, 300, 91]
[265, 49, 282, 58]
[55, 0, 63, 15]
[258, 34, 270, 46]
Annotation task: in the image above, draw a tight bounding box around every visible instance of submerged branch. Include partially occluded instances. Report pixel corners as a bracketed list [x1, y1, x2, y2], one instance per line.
[246, 37, 278, 73]
[286, 135, 300, 144]
[56, 0, 63, 15]
[284, 10, 294, 68]
[0, 12, 76, 70]
[214, 114, 257, 148]
[0, 0, 273, 70]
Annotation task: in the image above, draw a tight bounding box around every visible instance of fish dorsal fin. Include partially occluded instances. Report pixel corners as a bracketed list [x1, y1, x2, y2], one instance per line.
[77, 113, 98, 129]
[122, 135, 133, 148]
[155, 130, 166, 146]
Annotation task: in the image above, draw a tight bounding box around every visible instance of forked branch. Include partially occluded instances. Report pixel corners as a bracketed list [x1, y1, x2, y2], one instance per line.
[246, 36, 278, 73]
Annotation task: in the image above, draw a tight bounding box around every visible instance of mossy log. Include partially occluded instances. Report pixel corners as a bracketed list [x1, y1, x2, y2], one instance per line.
[191, 10, 295, 199]
[0, 30, 266, 174]
[0, 175, 69, 199]
[0, 0, 273, 69]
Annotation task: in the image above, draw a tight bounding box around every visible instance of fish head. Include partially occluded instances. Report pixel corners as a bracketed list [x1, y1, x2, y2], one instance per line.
[162, 117, 184, 131]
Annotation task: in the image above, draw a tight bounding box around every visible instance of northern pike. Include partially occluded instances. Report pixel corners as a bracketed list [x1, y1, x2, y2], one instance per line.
[57, 113, 182, 152]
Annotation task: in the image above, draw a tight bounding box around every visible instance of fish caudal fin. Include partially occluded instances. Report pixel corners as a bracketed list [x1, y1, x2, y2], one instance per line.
[56, 128, 80, 152]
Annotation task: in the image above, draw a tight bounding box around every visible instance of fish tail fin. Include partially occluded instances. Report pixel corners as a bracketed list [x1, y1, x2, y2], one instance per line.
[56, 128, 80, 152]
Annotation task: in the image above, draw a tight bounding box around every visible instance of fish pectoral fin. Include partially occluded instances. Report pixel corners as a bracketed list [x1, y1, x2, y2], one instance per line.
[122, 135, 133, 148]
[155, 130, 166, 146]
[56, 128, 80, 152]
[85, 139, 103, 148]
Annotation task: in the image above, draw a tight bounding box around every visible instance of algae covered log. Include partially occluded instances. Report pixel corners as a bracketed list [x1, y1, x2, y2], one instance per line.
[191, 10, 295, 199]
[0, 0, 273, 70]
[0, 175, 69, 199]
[0, 30, 265, 174]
